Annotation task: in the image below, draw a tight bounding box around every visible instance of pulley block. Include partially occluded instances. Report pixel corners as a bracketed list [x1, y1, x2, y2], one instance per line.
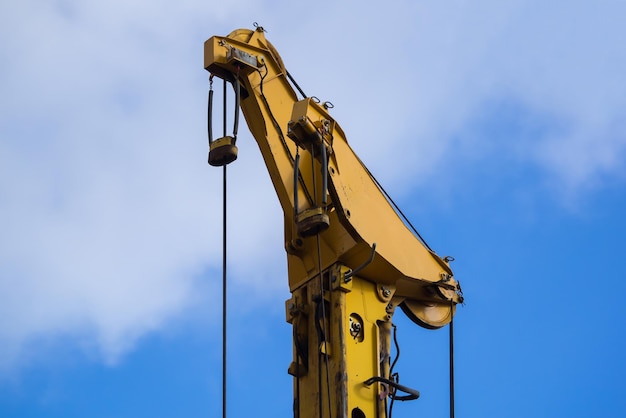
[296, 207, 330, 237]
[208, 136, 238, 166]
[207, 72, 240, 167]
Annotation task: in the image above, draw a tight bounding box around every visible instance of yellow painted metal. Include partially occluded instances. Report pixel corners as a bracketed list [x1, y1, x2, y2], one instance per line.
[204, 27, 464, 417]
[286, 268, 393, 418]
[340, 277, 392, 418]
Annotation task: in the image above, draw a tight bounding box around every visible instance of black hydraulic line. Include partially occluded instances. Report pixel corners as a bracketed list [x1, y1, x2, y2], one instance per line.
[287, 70, 307, 99]
[294, 151, 300, 219]
[223, 80, 227, 137]
[209, 74, 238, 146]
[233, 73, 240, 144]
[257, 64, 314, 206]
[388, 324, 401, 418]
[208, 78, 214, 144]
[390, 324, 400, 376]
[364, 376, 420, 401]
[320, 141, 328, 207]
[449, 303, 455, 418]
[344, 243, 376, 281]
[310, 143, 317, 203]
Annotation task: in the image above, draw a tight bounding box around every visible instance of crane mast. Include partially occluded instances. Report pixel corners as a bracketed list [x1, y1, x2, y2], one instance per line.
[204, 26, 463, 418]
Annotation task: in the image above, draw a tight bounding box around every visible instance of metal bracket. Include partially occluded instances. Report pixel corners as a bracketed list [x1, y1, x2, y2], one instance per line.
[376, 284, 396, 303]
[363, 376, 420, 401]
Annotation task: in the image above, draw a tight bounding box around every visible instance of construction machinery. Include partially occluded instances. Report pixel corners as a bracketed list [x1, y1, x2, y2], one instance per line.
[204, 25, 463, 418]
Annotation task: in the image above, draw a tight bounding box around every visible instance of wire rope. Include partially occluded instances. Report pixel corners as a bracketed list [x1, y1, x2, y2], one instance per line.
[221, 79, 228, 418]
[221, 164, 227, 418]
[309, 141, 333, 418]
[449, 302, 455, 418]
[316, 234, 333, 418]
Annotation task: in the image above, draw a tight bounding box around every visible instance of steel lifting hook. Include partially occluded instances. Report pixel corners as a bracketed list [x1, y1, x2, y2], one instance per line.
[207, 72, 240, 167]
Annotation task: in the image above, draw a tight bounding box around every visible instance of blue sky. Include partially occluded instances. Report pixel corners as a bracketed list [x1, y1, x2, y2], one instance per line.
[1, 0, 626, 417]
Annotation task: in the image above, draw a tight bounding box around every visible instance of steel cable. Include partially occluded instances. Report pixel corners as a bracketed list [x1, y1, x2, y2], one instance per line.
[221, 79, 228, 418]
[449, 302, 455, 418]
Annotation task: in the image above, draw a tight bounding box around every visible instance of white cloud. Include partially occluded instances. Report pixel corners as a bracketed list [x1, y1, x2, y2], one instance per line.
[410, 1, 626, 194]
[279, 1, 626, 196]
[0, 0, 274, 370]
[1, 0, 625, 373]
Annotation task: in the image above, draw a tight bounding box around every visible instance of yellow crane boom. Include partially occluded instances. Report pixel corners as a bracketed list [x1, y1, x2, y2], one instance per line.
[204, 26, 463, 418]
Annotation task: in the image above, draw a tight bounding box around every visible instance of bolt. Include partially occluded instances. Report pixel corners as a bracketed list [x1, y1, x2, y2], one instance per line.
[382, 287, 391, 298]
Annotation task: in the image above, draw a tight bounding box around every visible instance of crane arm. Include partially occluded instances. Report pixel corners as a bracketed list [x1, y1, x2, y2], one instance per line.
[204, 27, 463, 418]
[204, 27, 462, 326]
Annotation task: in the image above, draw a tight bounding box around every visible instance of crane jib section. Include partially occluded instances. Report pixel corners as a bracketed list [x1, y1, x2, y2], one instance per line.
[204, 26, 464, 418]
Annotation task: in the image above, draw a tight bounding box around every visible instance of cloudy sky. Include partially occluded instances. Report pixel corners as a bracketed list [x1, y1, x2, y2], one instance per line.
[1, 0, 626, 417]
